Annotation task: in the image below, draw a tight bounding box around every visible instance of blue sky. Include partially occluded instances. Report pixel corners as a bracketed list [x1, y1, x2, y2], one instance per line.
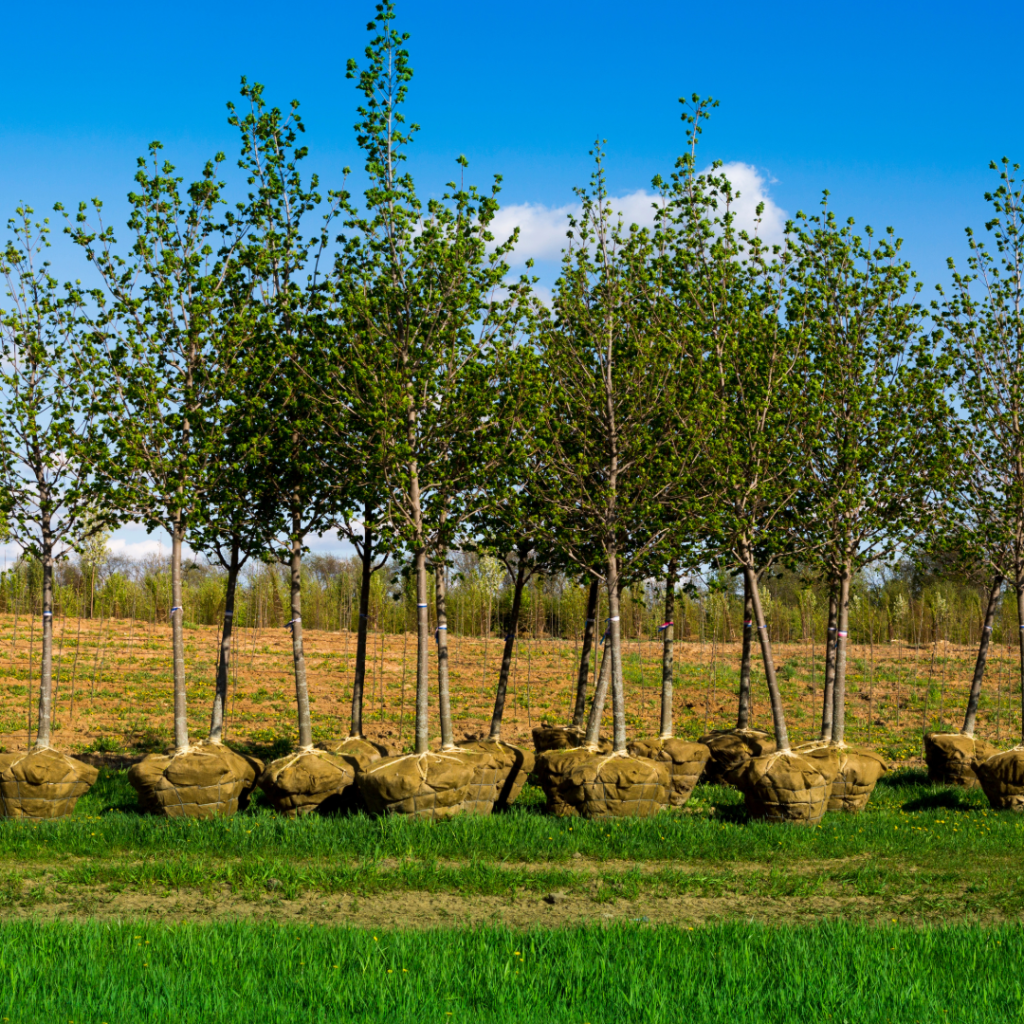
[2, 0, 1021, 560]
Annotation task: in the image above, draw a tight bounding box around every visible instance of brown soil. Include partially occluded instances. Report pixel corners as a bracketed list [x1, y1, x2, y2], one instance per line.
[0, 615, 1014, 762]
[0, 883, 1004, 929]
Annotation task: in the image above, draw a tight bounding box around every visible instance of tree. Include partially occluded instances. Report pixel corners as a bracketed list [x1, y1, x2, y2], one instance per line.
[65, 142, 253, 759]
[937, 157, 1024, 805]
[337, 4, 525, 759]
[792, 197, 947, 756]
[0, 209, 111, 770]
[532, 142, 691, 787]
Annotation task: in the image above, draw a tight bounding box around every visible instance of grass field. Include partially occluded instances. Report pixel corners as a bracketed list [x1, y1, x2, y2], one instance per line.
[2, 918, 1021, 1023]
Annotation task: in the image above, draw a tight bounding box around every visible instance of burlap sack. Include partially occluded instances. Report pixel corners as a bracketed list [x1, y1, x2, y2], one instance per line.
[563, 751, 670, 820]
[257, 748, 357, 817]
[128, 745, 245, 818]
[737, 747, 840, 825]
[532, 723, 612, 755]
[828, 745, 887, 813]
[698, 729, 774, 785]
[973, 746, 1024, 811]
[924, 732, 998, 788]
[193, 740, 264, 810]
[0, 748, 100, 819]
[627, 738, 710, 807]
[357, 751, 476, 820]
[535, 747, 598, 816]
[459, 740, 535, 810]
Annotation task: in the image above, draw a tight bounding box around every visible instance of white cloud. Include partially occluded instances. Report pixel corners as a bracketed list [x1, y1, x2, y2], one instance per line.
[108, 536, 170, 559]
[492, 162, 786, 265]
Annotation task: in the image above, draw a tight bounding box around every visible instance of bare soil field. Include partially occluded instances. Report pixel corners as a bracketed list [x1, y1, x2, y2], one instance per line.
[0, 614, 1018, 762]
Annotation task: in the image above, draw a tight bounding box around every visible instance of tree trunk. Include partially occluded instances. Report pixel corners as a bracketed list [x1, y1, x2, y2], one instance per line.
[1017, 566, 1024, 746]
[289, 514, 312, 750]
[571, 579, 600, 728]
[736, 573, 753, 729]
[830, 562, 853, 746]
[962, 573, 1002, 737]
[820, 586, 838, 741]
[414, 546, 429, 754]
[351, 510, 375, 739]
[170, 520, 189, 751]
[34, 529, 54, 749]
[487, 558, 527, 741]
[607, 553, 627, 752]
[659, 559, 677, 739]
[584, 629, 612, 747]
[742, 559, 790, 752]
[435, 556, 455, 750]
[208, 537, 241, 743]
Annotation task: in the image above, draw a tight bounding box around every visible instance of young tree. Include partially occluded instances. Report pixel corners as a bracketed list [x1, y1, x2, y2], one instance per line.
[66, 140, 259, 818]
[529, 144, 697, 817]
[0, 208, 105, 815]
[792, 199, 947, 775]
[659, 100, 839, 822]
[938, 157, 1024, 808]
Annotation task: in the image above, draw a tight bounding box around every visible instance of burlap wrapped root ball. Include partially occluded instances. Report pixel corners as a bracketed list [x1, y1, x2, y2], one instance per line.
[460, 740, 535, 810]
[828, 746, 887, 813]
[627, 738, 710, 808]
[257, 748, 356, 817]
[535, 747, 599, 816]
[357, 751, 484, 820]
[532, 723, 611, 755]
[563, 751, 670, 820]
[0, 748, 99, 819]
[698, 729, 775, 785]
[192, 740, 264, 810]
[737, 747, 839, 825]
[924, 732, 998, 788]
[128, 745, 246, 818]
[973, 746, 1024, 811]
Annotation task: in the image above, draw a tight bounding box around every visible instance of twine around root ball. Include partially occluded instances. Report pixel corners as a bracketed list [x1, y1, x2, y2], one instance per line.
[257, 747, 357, 818]
[737, 748, 839, 826]
[356, 751, 479, 820]
[128, 745, 246, 819]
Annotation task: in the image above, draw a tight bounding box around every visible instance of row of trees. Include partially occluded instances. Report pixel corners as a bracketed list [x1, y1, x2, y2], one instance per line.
[1, 3, 1022, 771]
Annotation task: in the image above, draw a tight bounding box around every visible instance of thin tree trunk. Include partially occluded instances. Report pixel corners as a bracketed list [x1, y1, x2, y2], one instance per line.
[736, 574, 754, 729]
[414, 546, 429, 754]
[820, 586, 838, 741]
[659, 559, 677, 739]
[962, 573, 1003, 737]
[742, 559, 790, 752]
[170, 520, 188, 751]
[289, 511, 312, 750]
[607, 554, 627, 752]
[208, 537, 241, 743]
[351, 510, 375, 739]
[571, 579, 600, 728]
[1017, 567, 1024, 746]
[831, 561, 853, 746]
[34, 530, 54, 749]
[584, 630, 612, 747]
[487, 559, 526, 741]
[436, 556, 455, 750]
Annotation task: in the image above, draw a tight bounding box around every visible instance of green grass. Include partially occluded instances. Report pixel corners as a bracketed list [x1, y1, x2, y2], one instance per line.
[1, 919, 1021, 1023]
[1, 767, 1017, 868]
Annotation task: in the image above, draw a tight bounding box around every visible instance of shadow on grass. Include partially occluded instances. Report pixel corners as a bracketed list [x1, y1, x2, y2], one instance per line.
[901, 790, 979, 813]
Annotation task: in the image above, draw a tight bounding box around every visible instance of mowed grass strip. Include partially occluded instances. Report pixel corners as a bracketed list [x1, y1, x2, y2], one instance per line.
[0, 769, 1021, 868]
[1, 919, 1021, 1024]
